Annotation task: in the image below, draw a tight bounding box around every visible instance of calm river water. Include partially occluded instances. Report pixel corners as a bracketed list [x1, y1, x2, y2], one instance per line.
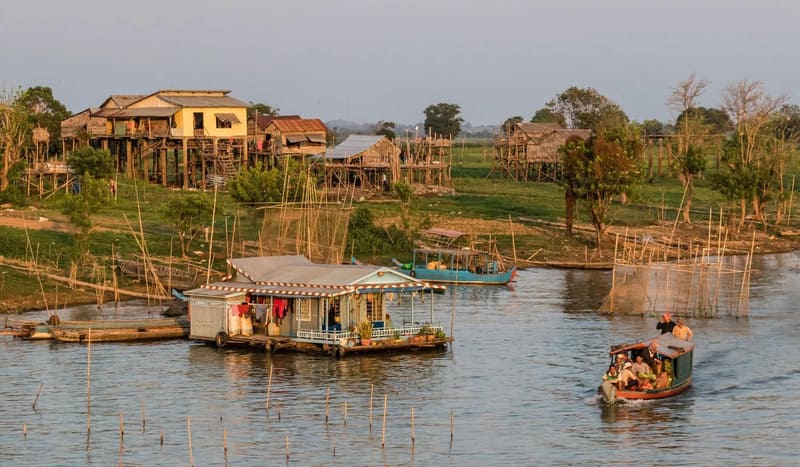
[2, 253, 799, 466]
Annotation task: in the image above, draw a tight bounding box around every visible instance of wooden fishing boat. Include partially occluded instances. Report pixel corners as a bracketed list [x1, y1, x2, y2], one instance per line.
[46, 318, 189, 343]
[392, 248, 516, 285]
[598, 333, 694, 404]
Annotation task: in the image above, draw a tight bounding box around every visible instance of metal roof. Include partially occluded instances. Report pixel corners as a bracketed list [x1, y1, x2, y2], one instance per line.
[230, 256, 396, 286]
[197, 282, 351, 298]
[93, 107, 178, 118]
[106, 95, 146, 108]
[268, 118, 328, 133]
[609, 333, 695, 359]
[215, 113, 241, 123]
[322, 134, 387, 160]
[157, 95, 248, 108]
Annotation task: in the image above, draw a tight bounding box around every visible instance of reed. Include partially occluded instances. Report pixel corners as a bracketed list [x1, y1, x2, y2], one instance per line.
[381, 394, 387, 448]
[187, 416, 194, 467]
[32, 382, 43, 410]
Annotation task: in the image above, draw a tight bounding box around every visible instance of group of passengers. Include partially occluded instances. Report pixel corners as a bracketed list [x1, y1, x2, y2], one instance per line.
[602, 312, 693, 391]
[603, 350, 672, 391]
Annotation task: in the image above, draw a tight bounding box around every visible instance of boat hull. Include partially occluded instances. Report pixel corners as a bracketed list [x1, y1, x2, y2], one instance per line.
[51, 325, 188, 343]
[601, 378, 692, 403]
[406, 267, 516, 285]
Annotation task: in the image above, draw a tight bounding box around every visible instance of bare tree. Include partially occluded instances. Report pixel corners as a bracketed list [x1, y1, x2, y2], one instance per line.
[667, 73, 710, 223]
[0, 87, 30, 191]
[721, 79, 789, 225]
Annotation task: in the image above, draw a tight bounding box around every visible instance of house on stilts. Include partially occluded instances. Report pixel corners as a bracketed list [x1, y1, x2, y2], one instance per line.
[185, 255, 452, 356]
[491, 122, 591, 181]
[60, 89, 248, 189]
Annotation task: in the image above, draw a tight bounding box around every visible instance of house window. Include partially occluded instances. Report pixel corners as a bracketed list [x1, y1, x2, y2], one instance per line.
[299, 299, 311, 322]
[216, 116, 232, 129]
[366, 294, 382, 321]
[193, 112, 204, 130]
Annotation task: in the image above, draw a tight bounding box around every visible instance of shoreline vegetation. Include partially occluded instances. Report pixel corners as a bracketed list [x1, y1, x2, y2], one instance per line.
[2, 142, 800, 314]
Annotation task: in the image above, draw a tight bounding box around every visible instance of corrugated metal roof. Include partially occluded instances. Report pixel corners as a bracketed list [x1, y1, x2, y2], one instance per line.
[199, 282, 350, 298]
[610, 333, 695, 359]
[322, 134, 386, 160]
[157, 95, 248, 108]
[269, 118, 328, 133]
[92, 107, 178, 118]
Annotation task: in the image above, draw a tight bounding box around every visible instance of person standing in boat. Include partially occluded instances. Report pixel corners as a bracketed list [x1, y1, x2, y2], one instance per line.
[673, 318, 693, 340]
[656, 312, 677, 334]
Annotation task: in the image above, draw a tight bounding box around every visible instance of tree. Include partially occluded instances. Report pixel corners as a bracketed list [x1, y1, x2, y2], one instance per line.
[530, 108, 566, 127]
[18, 86, 70, 156]
[60, 174, 113, 256]
[67, 147, 115, 179]
[560, 129, 643, 244]
[161, 194, 213, 257]
[502, 116, 524, 133]
[545, 87, 628, 132]
[720, 79, 788, 226]
[247, 102, 280, 119]
[0, 87, 30, 192]
[423, 103, 463, 137]
[374, 120, 396, 140]
[641, 119, 666, 136]
[676, 107, 733, 135]
[667, 73, 710, 223]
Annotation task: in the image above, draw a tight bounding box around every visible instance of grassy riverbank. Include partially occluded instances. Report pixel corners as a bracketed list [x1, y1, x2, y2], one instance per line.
[2, 143, 799, 313]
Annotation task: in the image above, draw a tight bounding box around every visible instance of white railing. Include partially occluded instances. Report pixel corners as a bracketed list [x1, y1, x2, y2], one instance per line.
[296, 324, 444, 344]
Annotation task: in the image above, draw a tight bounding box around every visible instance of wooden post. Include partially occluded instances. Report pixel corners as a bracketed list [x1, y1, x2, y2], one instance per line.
[285, 435, 290, 460]
[411, 407, 415, 446]
[23, 423, 27, 439]
[87, 328, 91, 434]
[381, 394, 387, 448]
[160, 145, 167, 186]
[343, 402, 348, 426]
[265, 364, 273, 414]
[223, 428, 228, 456]
[141, 399, 146, 432]
[325, 386, 330, 424]
[32, 382, 43, 410]
[450, 410, 454, 441]
[119, 412, 124, 437]
[187, 416, 194, 467]
[369, 384, 374, 432]
[182, 138, 189, 189]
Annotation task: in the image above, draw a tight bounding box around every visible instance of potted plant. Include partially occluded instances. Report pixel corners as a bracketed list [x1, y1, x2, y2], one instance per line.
[357, 320, 373, 346]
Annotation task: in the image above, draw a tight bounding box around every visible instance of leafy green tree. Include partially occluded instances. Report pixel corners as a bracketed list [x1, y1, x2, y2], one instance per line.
[530, 108, 566, 127]
[161, 193, 213, 257]
[67, 147, 115, 179]
[502, 116, 524, 133]
[560, 130, 643, 244]
[423, 103, 463, 137]
[676, 107, 733, 135]
[374, 120, 396, 140]
[18, 86, 70, 155]
[545, 87, 628, 132]
[60, 175, 113, 255]
[641, 119, 666, 136]
[0, 87, 31, 191]
[247, 102, 280, 119]
[227, 159, 312, 205]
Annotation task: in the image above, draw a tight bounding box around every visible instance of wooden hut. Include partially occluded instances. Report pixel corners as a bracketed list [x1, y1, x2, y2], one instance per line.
[60, 90, 248, 189]
[316, 135, 402, 191]
[185, 255, 451, 356]
[491, 122, 591, 181]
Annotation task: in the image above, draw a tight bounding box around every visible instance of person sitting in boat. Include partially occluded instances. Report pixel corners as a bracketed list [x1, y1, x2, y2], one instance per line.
[657, 312, 677, 334]
[618, 361, 639, 390]
[631, 355, 655, 382]
[673, 318, 693, 340]
[603, 364, 619, 384]
[654, 360, 670, 389]
[615, 353, 630, 371]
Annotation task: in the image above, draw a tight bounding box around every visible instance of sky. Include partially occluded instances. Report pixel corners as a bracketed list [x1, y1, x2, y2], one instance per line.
[2, 0, 798, 127]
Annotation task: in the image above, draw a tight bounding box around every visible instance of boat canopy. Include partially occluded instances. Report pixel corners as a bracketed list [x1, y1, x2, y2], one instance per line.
[609, 333, 695, 359]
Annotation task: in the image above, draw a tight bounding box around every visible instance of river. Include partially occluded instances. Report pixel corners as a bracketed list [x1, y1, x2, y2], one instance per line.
[1, 253, 798, 466]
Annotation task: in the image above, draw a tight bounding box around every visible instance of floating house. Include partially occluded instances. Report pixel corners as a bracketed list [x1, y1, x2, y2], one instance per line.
[185, 255, 451, 356]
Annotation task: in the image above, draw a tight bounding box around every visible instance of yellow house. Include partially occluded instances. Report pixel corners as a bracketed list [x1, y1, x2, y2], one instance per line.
[61, 89, 248, 189]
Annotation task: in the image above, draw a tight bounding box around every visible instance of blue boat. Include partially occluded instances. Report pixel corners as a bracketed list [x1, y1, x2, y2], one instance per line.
[393, 247, 517, 285]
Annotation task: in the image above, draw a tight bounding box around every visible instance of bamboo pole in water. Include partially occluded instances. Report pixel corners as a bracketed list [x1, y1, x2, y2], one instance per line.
[187, 416, 194, 467]
[23, 423, 27, 439]
[265, 364, 273, 414]
[285, 435, 290, 460]
[450, 410, 454, 441]
[411, 407, 415, 446]
[325, 386, 330, 424]
[369, 384, 374, 432]
[223, 428, 228, 456]
[381, 394, 387, 448]
[32, 382, 43, 410]
[119, 412, 124, 438]
[87, 328, 91, 434]
[141, 399, 146, 432]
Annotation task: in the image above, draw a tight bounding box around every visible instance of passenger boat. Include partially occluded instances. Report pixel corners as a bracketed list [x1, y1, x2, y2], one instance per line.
[392, 227, 517, 285]
[598, 333, 694, 404]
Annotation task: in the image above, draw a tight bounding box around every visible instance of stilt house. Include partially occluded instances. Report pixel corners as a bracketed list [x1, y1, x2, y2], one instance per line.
[61, 90, 248, 189]
[316, 135, 401, 191]
[492, 122, 591, 181]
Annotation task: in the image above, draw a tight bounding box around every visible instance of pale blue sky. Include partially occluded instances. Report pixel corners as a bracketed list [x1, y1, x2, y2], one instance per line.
[2, 0, 797, 126]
